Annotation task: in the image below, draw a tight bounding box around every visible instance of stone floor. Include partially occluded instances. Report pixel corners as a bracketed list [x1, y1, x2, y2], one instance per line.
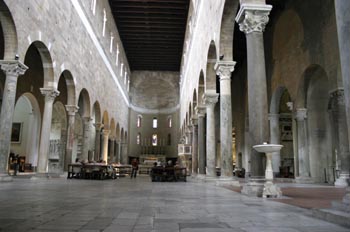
[0, 176, 349, 232]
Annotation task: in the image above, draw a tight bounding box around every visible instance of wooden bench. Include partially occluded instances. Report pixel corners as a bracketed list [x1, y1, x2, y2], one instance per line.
[150, 167, 186, 182]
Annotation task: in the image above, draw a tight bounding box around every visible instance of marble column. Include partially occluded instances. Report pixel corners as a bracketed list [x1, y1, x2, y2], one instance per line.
[196, 105, 206, 174]
[101, 129, 110, 163]
[82, 117, 92, 161]
[295, 108, 310, 179]
[93, 122, 103, 161]
[186, 125, 193, 175]
[329, 90, 350, 186]
[121, 143, 128, 164]
[204, 92, 219, 177]
[268, 113, 281, 175]
[186, 125, 193, 145]
[236, 4, 272, 176]
[215, 61, 236, 178]
[37, 88, 60, 174]
[0, 60, 28, 178]
[64, 105, 79, 170]
[191, 117, 198, 175]
[109, 136, 116, 163]
[335, 0, 350, 151]
[116, 139, 122, 163]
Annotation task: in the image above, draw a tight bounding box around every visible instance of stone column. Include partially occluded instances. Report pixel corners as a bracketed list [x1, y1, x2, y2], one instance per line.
[93, 123, 103, 161]
[329, 90, 350, 186]
[196, 105, 206, 174]
[121, 143, 128, 164]
[109, 136, 116, 163]
[64, 105, 79, 170]
[204, 92, 219, 177]
[191, 117, 198, 175]
[0, 60, 28, 179]
[101, 129, 110, 163]
[186, 125, 193, 145]
[82, 117, 92, 161]
[236, 4, 272, 176]
[215, 61, 236, 178]
[335, 0, 350, 150]
[116, 139, 122, 163]
[295, 108, 311, 180]
[37, 88, 60, 174]
[268, 113, 281, 175]
[186, 125, 193, 175]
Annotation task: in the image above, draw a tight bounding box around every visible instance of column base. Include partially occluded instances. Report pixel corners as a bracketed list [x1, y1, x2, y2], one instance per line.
[215, 176, 240, 187]
[0, 173, 13, 182]
[295, 176, 315, 184]
[335, 173, 350, 187]
[263, 181, 282, 198]
[241, 176, 265, 197]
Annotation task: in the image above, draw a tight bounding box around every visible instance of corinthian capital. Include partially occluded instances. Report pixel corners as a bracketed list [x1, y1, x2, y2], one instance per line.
[215, 61, 236, 80]
[235, 4, 272, 34]
[0, 60, 28, 76]
[40, 88, 60, 102]
[65, 105, 79, 116]
[203, 91, 219, 107]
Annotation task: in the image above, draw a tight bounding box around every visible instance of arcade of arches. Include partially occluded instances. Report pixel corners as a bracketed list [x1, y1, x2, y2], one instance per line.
[0, 0, 350, 227]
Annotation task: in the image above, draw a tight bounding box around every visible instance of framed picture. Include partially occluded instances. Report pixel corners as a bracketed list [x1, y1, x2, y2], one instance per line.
[11, 122, 22, 143]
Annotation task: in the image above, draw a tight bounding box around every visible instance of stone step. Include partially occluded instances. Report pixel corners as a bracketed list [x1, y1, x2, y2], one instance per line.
[312, 208, 350, 228]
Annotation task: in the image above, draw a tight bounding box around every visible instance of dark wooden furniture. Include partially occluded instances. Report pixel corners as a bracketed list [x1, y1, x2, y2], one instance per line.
[150, 166, 187, 182]
[67, 164, 116, 180]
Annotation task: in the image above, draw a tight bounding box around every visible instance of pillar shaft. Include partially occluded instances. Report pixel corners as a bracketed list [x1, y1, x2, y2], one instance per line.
[191, 118, 198, 174]
[109, 137, 115, 163]
[0, 61, 28, 175]
[82, 117, 92, 161]
[295, 108, 310, 178]
[196, 106, 206, 174]
[204, 92, 219, 177]
[335, 0, 350, 151]
[101, 129, 110, 163]
[37, 88, 60, 173]
[215, 61, 236, 178]
[236, 4, 272, 176]
[268, 113, 281, 174]
[65, 105, 78, 170]
[94, 123, 103, 161]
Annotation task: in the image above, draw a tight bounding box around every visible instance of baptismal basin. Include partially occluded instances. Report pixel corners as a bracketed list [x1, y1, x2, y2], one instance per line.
[253, 143, 283, 153]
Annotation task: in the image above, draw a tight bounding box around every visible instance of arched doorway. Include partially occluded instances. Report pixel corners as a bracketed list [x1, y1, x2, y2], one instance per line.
[10, 93, 41, 173]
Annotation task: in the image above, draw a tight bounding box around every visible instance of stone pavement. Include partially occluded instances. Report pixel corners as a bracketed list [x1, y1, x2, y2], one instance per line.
[0, 176, 349, 232]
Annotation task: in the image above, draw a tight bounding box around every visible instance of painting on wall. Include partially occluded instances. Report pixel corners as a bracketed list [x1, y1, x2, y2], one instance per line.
[11, 122, 22, 143]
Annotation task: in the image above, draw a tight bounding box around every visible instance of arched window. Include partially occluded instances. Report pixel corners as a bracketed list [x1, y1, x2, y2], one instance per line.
[153, 117, 157, 128]
[168, 116, 172, 128]
[136, 133, 141, 145]
[152, 134, 157, 146]
[137, 115, 142, 128]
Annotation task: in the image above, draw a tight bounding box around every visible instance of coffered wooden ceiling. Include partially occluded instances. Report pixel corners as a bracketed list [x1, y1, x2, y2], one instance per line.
[109, 0, 190, 71]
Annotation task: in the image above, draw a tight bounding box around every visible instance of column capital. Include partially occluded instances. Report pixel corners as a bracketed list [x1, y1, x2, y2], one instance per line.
[102, 129, 110, 136]
[235, 4, 272, 34]
[295, 108, 307, 121]
[65, 105, 79, 116]
[94, 122, 103, 130]
[0, 60, 28, 76]
[83, 116, 93, 122]
[195, 105, 206, 117]
[214, 61, 236, 80]
[109, 136, 116, 141]
[203, 92, 219, 107]
[40, 88, 60, 102]
[329, 88, 345, 109]
[191, 116, 198, 126]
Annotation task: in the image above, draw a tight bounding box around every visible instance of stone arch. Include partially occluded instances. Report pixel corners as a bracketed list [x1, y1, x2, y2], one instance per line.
[50, 101, 67, 173]
[192, 89, 197, 117]
[219, 0, 239, 62]
[110, 118, 116, 138]
[206, 40, 218, 91]
[121, 128, 125, 143]
[270, 86, 288, 114]
[116, 123, 120, 140]
[26, 41, 54, 88]
[102, 111, 109, 129]
[0, 0, 18, 59]
[57, 70, 76, 106]
[77, 88, 91, 118]
[11, 93, 41, 170]
[198, 70, 205, 105]
[304, 65, 331, 182]
[124, 131, 128, 143]
[92, 101, 101, 124]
